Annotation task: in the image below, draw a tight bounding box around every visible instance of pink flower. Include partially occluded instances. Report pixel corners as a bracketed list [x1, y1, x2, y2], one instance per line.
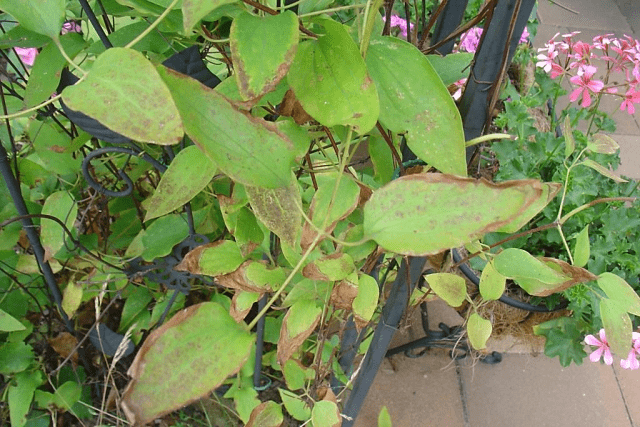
[620, 87, 640, 114]
[14, 47, 37, 66]
[620, 332, 640, 370]
[536, 44, 558, 73]
[61, 21, 82, 35]
[451, 78, 466, 100]
[459, 27, 483, 53]
[569, 65, 604, 107]
[519, 27, 530, 44]
[585, 329, 613, 365]
[382, 15, 413, 38]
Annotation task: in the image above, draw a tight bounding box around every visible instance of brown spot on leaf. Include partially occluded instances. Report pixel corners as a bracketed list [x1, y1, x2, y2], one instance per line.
[279, 89, 314, 125]
[48, 332, 78, 364]
[329, 278, 358, 310]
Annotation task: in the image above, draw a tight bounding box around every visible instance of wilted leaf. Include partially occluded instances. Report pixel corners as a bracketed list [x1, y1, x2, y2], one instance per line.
[573, 225, 590, 268]
[363, 174, 546, 255]
[277, 300, 321, 366]
[580, 159, 627, 183]
[230, 291, 260, 322]
[144, 146, 217, 221]
[427, 273, 467, 307]
[62, 48, 184, 145]
[175, 240, 245, 276]
[246, 401, 284, 427]
[597, 272, 640, 316]
[287, 18, 379, 133]
[121, 302, 254, 425]
[61, 282, 83, 319]
[230, 11, 298, 103]
[217, 260, 285, 292]
[587, 133, 619, 155]
[600, 298, 632, 356]
[563, 116, 575, 158]
[329, 273, 359, 310]
[303, 253, 355, 281]
[48, 332, 78, 364]
[479, 261, 505, 301]
[467, 312, 492, 350]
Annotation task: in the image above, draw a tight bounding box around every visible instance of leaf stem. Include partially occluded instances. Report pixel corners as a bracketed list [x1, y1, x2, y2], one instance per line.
[125, 0, 180, 49]
[54, 38, 87, 76]
[0, 93, 63, 120]
[298, 4, 368, 18]
[360, 0, 384, 58]
[465, 133, 514, 147]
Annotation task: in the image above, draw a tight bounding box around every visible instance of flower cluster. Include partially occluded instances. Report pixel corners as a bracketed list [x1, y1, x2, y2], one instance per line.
[584, 329, 640, 370]
[382, 14, 414, 38]
[536, 32, 640, 113]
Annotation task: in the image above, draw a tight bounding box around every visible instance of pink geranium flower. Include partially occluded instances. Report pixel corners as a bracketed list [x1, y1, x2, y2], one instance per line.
[569, 65, 604, 107]
[585, 329, 613, 365]
[459, 27, 483, 53]
[14, 47, 38, 66]
[620, 87, 640, 114]
[620, 332, 640, 370]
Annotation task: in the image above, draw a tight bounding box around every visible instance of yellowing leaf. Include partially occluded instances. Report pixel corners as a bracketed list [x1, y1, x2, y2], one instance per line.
[427, 273, 467, 307]
[467, 312, 492, 350]
[479, 261, 505, 301]
[600, 298, 632, 356]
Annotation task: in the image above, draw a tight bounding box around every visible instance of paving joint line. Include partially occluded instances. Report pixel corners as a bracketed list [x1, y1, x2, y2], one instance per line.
[455, 359, 471, 427]
[611, 365, 635, 426]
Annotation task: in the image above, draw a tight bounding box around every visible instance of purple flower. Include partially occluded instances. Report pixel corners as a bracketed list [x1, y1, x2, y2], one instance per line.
[62, 21, 82, 35]
[382, 15, 414, 38]
[15, 47, 38, 67]
[459, 27, 483, 53]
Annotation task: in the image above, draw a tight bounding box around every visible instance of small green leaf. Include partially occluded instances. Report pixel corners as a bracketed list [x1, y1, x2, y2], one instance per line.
[183, 0, 238, 33]
[363, 174, 547, 255]
[230, 11, 298, 102]
[35, 381, 82, 411]
[563, 116, 575, 158]
[597, 272, 640, 316]
[28, 121, 81, 175]
[572, 225, 590, 268]
[353, 274, 379, 326]
[600, 298, 632, 356]
[378, 406, 392, 427]
[235, 208, 265, 256]
[533, 317, 586, 367]
[279, 389, 311, 421]
[121, 302, 255, 426]
[62, 48, 184, 145]
[158, 65, 297, 188]
[479, 260, 506, 301]
[467, 312, 492, 350]
[0, 342, 34, 375]
[587, 133, 619, 155]
[283, 360, 308, 390]
[287, 18, 379, 133]
[61, 282, 83, 319]
[493, 248, 565, 285]
[0, 0, 65, 40]
[144, 146, 216, 221]
[427, 273, 467, 307]
[119, 286, 153, 333]
[311, 400, 341, 427]
[9, 370, 43, 427]
[425, 53, 473, 85]
[140, 213, 190, 261]
[580, 159, 627, 183]
[0, 309, 26, 332]
[41, 191, 77, 261]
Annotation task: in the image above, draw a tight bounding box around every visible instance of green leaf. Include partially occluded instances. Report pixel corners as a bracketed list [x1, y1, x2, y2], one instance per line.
[353, 274, 379, 326]
[427, 273, 467, 307]
[9, 371, 43, 427]
[88, 21, 170, 55]
[533, 317, 586, 367]
[0, 342, 34, 375]
[230, 11, 298, 102]
[368, 131, 394, 185]
[363, 174, 547, 255]
[35, 381, 82, 412]
[587, 133, 619, 155]
[597, 272, 640, 316]
[366, 36, 466, 176]
[246, 401, 284, 427]
[121, 302, 255, 425]
[119, 286, 153, 333]
[302, 253, 355, 281]
[563, 116, 575, 158]
[0, 25, 50, 49]
[311, 400, 341, 427]
[61, 282, 83, 319]
[183, 0, 238, 33]
[580, 159, 627, 183]
[279, 389, 311, 421]
[287, 18, 379, 133]
[467, 312, 492, 350]
[28, 121, 81, 175]
[62, 48, 184, 145]
[495, 182, 561, 233]
[175, 240, 245, 276]
[600, 298, 632, 356]
[0, 0, 65, 40]
[479, 260, 506, 301]
[246, 177, 302, 247]
[493, 248, 565, 285]
[144, 146, 216, 221]
[573, 225, 590, 268]
[378, 406, 392, 427]
[425, 52, 473, 85]
[140, 213, 190, 261]
[278, 300, 321, 365]
[235, 208, 264, 256]
[158, 66, 297, 188]
[41, 191, 77, 261]
[24, 34, 86, 108]
[283, 359, 308, 390]
[0, 309, 26, 332]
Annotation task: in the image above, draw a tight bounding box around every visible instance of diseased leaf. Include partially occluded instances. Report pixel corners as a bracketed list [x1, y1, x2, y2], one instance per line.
[597, 273, 640, 316]
[495, 182, 561, 233]
[467, 312, 491, 350]
[363, 174, 546, 255]
[230, 291, 260, 322]
[121, 302, 254, 425]
[573, 225, 590, 268]
[0, 0, 65, 39]
[287, 18, 379, 133]
[493, 248, 566, 285]
[427, 273, 467, 307]
[230, 11, 298, 103]
[246, 401, 284, 427]
[175, 240, 245, 276]
[246, 177, 302, 247]
[479, 260, 505, 301]
[329, 272, 358, 310]
[580, 159, 627, 183]
[587, 133, 619, 155]
[216, 260, 286, 292]
[277, 300, 321, 365]
[144, 145, 217, 221]
[563, 116, 575, 158]
[367, 36, 466, 175]
[41, 191, 77, 262]
[600, 298, 632, 356]
[158, 66, 296, 188]
[303, 253, 355, 281]
[61, 282, 83, 319]
[62, 48, 184, 145]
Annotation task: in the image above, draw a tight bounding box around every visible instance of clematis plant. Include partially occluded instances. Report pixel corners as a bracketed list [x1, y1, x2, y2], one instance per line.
[585, 329, 640, 370]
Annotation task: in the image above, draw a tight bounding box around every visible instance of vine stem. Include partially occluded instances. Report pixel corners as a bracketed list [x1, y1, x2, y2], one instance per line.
[54, 38, 87, 76]
[360, 0, 384, 58]
[465, 133, 514, 147]
[0, 93, 63, 120]
[125, 0, 180, 49]
[299, 4, 367, 18]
